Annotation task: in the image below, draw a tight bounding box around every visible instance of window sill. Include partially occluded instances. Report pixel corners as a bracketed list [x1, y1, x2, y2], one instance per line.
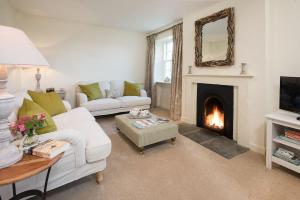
[156, 81, 171, 85]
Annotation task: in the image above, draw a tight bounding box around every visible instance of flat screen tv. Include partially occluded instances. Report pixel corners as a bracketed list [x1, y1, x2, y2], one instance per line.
[280, 76, 300, 116]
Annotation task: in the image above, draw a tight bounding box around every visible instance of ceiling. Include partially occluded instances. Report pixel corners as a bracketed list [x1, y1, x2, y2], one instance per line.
[9, 0, 220, 33]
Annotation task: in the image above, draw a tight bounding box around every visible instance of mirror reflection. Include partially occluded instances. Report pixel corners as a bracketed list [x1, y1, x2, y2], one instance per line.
[202, 17, 228, 62]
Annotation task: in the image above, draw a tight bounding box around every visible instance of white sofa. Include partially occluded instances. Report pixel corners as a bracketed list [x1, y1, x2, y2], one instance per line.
[77, 80, 151, 116]
[0, 93, 111, 200]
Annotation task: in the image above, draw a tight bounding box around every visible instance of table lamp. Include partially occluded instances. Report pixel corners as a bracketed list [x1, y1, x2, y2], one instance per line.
[0, 25, 49, 169]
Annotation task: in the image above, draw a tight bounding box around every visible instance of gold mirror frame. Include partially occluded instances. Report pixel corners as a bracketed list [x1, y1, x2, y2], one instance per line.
[195, 8, 235, 67]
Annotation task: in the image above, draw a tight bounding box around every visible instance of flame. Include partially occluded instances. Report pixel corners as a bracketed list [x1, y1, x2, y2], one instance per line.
[205, 106, 224, 130]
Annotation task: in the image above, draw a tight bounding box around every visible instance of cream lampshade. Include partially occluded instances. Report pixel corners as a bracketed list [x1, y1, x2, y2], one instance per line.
[0, 25, 49, 169]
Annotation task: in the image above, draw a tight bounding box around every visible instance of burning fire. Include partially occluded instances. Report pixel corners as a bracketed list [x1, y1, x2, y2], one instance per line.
[205, 106, 224, 130]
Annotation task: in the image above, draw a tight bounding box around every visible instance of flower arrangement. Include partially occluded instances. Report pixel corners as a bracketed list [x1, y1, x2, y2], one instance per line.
[10, 113, 46, 146]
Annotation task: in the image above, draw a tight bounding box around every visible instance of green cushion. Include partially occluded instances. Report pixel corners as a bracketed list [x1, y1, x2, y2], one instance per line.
[124, 81, 141, 96]
[28, 91, 67, 116]
[18, 99, 57, 135]
[79, 82, 103, 101]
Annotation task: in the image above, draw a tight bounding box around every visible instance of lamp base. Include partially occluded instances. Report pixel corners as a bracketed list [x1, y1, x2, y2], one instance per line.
[0, 144, 23, 169]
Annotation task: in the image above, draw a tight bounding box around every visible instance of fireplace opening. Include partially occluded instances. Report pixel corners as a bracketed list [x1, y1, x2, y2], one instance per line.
[204, 97, 224, 131]
[197, 83, 234, 139]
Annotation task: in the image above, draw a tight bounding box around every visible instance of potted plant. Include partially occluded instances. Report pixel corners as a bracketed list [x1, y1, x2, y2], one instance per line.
[10, 113, 46, 147]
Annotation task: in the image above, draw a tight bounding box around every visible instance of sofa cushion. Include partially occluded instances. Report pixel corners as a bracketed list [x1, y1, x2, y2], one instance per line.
[53, 107, 95, 130]
[28, 91, 67, 116]
[79, 83, 103, 101]
[99, 81, 110, 97]
[110, 80, 124, 98]
[116, 96, 151, 108]
[124, 81, 141, 96]
[18, 99, 57, 134]
[80, 98, 121, 112]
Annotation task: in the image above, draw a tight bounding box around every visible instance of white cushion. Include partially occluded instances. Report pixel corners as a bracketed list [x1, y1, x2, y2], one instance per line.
[116, 96, 151, 108]
[99, 81, 110, 97]
[53, 107, 95, 130]
[110, 80, 124, 98]
[81, 98, 121, 112]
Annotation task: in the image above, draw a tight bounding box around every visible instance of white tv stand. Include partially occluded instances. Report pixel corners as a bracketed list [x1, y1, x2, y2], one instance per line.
[266, 111, 300, 173]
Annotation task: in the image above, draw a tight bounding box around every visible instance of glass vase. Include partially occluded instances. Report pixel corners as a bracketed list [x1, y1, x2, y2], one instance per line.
[23, 130, 39, 147]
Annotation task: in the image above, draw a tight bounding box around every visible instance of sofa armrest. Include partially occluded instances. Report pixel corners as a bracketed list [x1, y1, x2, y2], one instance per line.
[38, 129, 86, 167]
[77, 93, 88, 106]
[62, 100, 72, 111]
[140, 89, 147, 97]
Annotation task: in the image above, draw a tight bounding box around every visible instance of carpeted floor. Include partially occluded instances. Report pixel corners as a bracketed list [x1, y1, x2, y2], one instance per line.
[46, 110, 300, 200]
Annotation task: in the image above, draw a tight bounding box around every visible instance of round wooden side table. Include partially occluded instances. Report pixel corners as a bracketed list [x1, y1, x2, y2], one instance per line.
[0, 153, 63, 200]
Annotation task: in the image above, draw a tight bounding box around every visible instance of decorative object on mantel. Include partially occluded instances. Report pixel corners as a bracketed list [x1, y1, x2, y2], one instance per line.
[195, 8, 235, 67]
[0, 25, 49, 169]
[188, 66, 193, 74]
[240, 63, 247, 75]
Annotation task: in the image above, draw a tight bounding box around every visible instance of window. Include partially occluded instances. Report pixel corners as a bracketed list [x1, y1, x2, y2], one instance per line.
[163, 40, 173, 81]
[154, 33, 173, 83]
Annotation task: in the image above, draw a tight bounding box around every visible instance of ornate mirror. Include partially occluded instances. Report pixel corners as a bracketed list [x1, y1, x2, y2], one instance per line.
[195, 8, 235, 67]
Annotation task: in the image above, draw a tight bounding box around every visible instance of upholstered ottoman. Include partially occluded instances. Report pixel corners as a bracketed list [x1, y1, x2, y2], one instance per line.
[115, 114, 178, 154]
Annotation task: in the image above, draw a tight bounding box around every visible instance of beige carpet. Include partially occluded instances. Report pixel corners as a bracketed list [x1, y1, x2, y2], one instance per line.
[47, 112, 300, 200]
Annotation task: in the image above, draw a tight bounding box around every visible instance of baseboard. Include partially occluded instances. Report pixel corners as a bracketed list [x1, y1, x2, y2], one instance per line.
[249, 143, 265, 155]
[180, 117, 195, 124]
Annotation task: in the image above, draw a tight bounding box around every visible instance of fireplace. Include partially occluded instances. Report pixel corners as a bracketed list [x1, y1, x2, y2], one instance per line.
[197, 83, 234, 139]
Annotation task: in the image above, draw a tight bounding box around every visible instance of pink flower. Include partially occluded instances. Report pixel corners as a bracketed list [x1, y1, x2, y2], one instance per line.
[18, 124, 26, 132]
[39, 113, 46, 120]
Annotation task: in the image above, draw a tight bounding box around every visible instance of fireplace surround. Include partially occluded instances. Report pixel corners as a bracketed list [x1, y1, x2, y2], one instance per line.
[197, 83, 234, 139]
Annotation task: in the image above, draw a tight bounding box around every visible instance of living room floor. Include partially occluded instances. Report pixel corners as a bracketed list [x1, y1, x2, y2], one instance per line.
[47, 109, 300, 200]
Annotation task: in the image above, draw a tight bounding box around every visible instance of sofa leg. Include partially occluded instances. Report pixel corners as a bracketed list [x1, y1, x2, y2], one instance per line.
[171, 137, 176, 145]
[96, 171, 104, 184]
[139, 147, 144, 155]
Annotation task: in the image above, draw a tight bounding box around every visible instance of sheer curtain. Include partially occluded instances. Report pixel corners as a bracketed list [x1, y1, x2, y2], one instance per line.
[145, 34, 157, 107]
[170, 24, 183, 120]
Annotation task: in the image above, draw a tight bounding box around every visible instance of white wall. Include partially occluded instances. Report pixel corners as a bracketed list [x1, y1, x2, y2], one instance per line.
[0, 0, 15, 26]
[266, 0, 300, 112]
[182, 0, 267, 153]
[2, 9, 146, 106]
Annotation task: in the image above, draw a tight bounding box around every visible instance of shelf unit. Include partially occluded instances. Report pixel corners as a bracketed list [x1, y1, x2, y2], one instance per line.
[266, 111, 300, 173]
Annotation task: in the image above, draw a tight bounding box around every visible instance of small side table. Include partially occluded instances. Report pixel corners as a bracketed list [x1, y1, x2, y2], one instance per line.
[0, 154, 63, 200]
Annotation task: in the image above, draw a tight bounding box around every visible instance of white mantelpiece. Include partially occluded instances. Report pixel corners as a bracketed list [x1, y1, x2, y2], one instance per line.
[184, 74, 255, 78]
[181, 73, 265, 153]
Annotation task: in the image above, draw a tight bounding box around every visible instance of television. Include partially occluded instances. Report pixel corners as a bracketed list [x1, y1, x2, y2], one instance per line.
[280, 76, 300, 117]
